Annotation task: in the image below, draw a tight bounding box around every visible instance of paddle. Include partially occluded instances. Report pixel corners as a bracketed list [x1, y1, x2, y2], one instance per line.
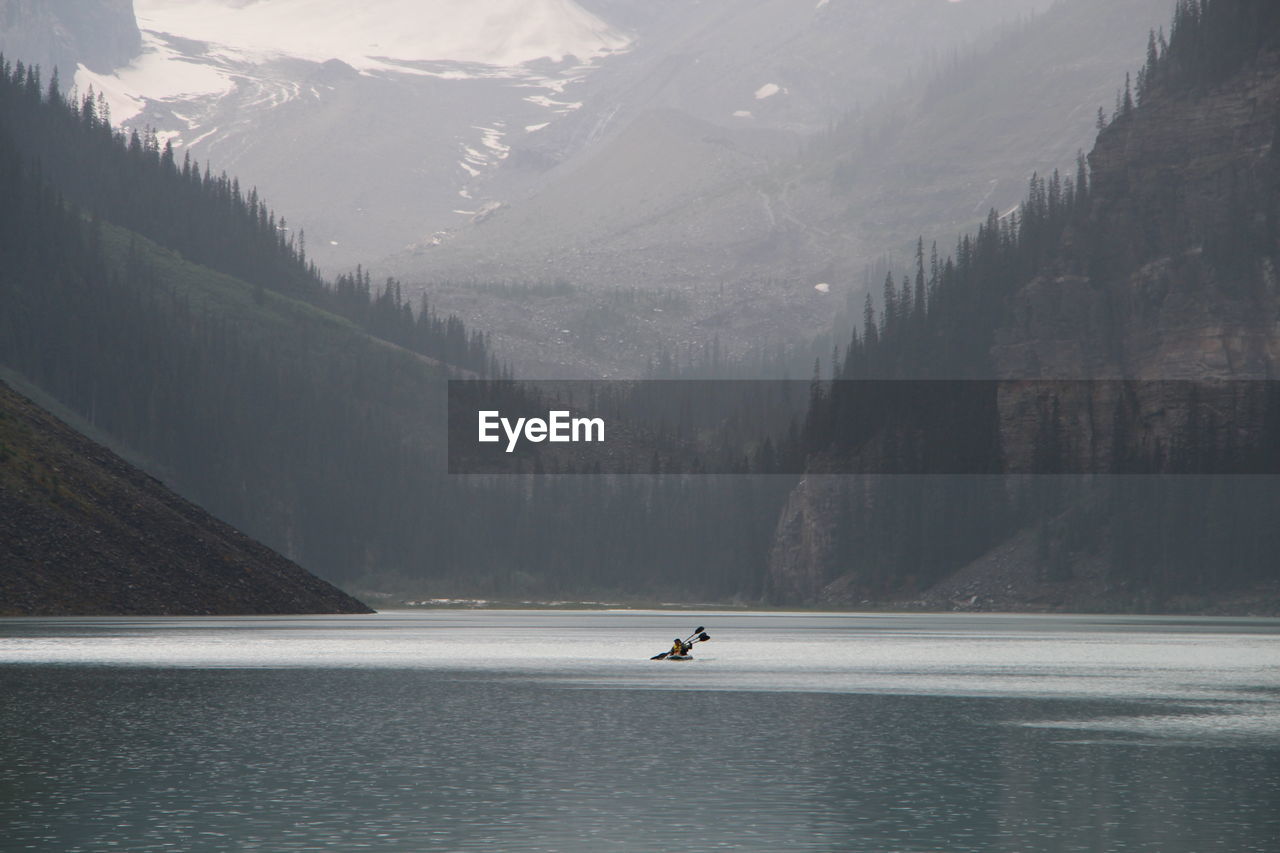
[649, 627, 705, 660]
[650, 627, 708, 660]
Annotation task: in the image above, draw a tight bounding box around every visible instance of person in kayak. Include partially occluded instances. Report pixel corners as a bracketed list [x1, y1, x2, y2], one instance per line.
[670, 638, 690, 657]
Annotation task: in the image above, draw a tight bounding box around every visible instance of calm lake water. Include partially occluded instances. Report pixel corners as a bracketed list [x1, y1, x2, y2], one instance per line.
[1, 610, 1278, 852]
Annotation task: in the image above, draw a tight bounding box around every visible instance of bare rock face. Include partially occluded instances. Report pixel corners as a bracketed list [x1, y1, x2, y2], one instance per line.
[0, 0, 140, 75]
[765, 477, 839, 604]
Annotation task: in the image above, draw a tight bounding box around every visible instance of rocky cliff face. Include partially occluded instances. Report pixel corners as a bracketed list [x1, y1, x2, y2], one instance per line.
[0, 0, 139, 75]
[764, 477, 839, 603]
[768, 43, 1280, 606]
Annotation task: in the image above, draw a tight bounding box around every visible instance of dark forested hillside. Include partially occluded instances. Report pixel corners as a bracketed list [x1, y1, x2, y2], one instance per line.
[0, 379, 371, 615]
[0, 54, 788, 603]
[0, 58, 496, 376]
[771, 0, 1280, 612]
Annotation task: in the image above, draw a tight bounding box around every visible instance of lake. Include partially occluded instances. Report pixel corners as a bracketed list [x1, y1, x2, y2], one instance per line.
[1, 610, 1278, 852]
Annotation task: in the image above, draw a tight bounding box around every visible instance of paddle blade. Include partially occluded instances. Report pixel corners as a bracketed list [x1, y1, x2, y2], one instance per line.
[693, 626, 705, 634]
[650, 652, 669, 660]
[698, 633, 710, 642]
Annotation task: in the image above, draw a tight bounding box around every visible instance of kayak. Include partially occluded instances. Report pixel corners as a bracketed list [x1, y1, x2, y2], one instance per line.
[649, 628, 709, 660]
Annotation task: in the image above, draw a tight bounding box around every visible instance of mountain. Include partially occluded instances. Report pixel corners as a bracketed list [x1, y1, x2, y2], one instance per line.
[0, 379, 372, 615]
[65, 0, 631, 272]
[397, 0, 1175, 378]
[7, 0, 1274, 614]
[61, 0, 1052, 280]
[0, 60, 466, 595]
[767, 0, 1280, 613]
[0, 59, 787, 604]
[11, 1, 1172, 382]
[34, 0, 1074, 377]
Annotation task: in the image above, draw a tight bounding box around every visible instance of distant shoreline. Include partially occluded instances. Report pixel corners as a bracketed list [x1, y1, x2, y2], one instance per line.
[359, 595, 1280, 618]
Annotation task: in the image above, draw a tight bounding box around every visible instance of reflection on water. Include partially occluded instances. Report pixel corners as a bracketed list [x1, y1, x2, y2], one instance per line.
[1, 611, 1277, 852]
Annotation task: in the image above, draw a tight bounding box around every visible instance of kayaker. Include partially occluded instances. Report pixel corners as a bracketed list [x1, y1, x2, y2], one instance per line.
[670, 638, 689, 657]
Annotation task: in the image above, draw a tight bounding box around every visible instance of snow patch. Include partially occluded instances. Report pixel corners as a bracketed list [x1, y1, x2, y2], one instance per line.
[74, 32, 235, 126]
[185, 126, 219, 148]
[74, 65, 144, 124]
[523, 93, 582, 112]
[814, 283, 831, 294]
[475, 125, 510, 158]
[815, 0, 830, 8]
[525, 122, 550, 133]
[754, 83, 784, 100]
[133, 0, 630, 70]
[459, 125, 510, 176]
[732, 110, 753, 119]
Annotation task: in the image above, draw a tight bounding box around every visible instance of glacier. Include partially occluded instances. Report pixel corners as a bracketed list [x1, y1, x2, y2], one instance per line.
[134, 0, 629, 69]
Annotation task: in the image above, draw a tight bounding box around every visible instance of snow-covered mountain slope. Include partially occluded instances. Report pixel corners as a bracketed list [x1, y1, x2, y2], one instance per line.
[68, 0, 630, 269]
[135, 0, 628, 70]
[64, 0, 1060, 279]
